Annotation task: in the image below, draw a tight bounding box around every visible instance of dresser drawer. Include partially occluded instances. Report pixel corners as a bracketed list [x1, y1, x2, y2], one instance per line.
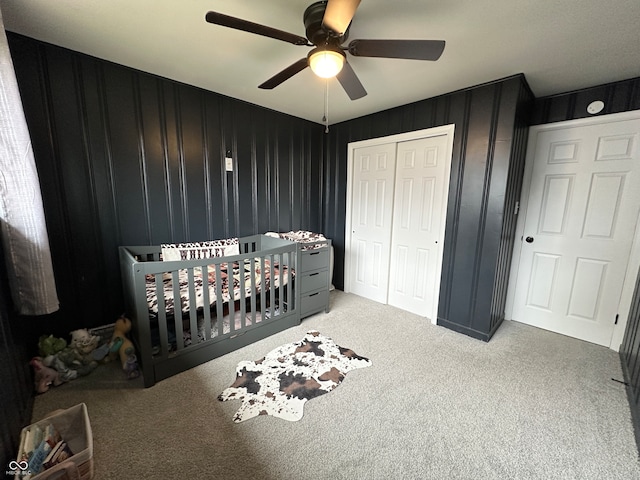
[300, 248, 330, 272]
[299, 270, 329, 294]
[300, 289, 329, 317]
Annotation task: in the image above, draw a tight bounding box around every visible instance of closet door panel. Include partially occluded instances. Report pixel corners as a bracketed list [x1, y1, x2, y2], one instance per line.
[388, 135, 449, 318]
[348, 143, 397, 303]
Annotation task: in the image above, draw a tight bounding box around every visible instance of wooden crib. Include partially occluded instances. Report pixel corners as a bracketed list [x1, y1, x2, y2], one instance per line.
[119, 234, 301, 387]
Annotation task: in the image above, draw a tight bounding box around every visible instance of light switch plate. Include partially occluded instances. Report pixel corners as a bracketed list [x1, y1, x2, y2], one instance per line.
[225, 157, 233, 172]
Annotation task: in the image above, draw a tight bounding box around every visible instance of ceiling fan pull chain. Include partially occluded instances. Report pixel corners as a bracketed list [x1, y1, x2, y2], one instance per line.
[323, 78, 329, 133]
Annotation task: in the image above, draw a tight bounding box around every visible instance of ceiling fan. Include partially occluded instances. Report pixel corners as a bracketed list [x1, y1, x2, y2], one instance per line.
[205, 0, 445, 100]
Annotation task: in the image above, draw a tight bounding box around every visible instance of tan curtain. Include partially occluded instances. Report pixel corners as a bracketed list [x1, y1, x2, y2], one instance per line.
[0, 6, 59, 315]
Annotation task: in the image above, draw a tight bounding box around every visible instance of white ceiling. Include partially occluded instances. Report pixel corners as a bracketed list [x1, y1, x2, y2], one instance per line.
[3, 0, 640, 125]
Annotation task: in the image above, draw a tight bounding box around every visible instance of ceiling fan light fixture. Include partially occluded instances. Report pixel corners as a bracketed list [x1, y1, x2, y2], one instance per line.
[309, 47, 345, 78]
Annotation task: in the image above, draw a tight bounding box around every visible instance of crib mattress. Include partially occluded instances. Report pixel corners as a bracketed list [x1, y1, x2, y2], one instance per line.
[145, 258, 292, 317]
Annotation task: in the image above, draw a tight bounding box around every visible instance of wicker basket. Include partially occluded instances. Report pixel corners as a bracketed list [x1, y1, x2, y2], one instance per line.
[22, 403, 94, 480]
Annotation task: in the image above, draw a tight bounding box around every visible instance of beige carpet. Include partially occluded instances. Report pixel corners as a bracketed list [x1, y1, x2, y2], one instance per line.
[31, 290, 640, 479]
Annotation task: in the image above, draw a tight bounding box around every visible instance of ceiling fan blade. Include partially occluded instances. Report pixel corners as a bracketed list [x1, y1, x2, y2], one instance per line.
[336, 61, 367, 100]
[322, 0, 362, 36]
[258, 58, 309, 89]
[348, 39, 446, 61]
[205, 11, 309, 46]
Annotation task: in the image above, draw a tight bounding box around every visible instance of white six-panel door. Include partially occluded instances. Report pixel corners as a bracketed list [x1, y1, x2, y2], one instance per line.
[348, 142, 398, 303]
[388, 135, 449, 317]
[511, 116, 640, 346]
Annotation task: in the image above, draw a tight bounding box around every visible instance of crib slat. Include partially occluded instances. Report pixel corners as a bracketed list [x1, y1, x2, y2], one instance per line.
[187, 267, 198, 347]
[248, 257, 256, 325]
[287, 250, 294, 311]
[172, 270, 184, 351]
[269, 253, 276, 319]
[239, 260, 246, 330]
[215, 263, 224, 336]
[201, 265, 212, 342]
[259, 256, 266, 322]
[155, 273, 169, 360]
[284, 251, 289, 312]
[229, 265, 236, 333]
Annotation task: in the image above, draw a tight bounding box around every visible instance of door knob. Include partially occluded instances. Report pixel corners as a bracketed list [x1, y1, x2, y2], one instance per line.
[525, 236, 534, 243]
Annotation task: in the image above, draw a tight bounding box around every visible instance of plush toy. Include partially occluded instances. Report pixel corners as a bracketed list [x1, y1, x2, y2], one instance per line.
[38, 334, 67, 357]
[42, 354, 77, 382]
[69, 329, 100, 355]
[110, 316, 140, 379]
[43, 329, 100, 381]
[30, 357, 63, 393]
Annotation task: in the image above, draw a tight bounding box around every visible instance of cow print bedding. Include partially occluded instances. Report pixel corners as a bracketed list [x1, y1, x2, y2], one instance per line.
[145, 258, 291, 317]
[265, 230, 328, 250]
[218, 330, 372, 423]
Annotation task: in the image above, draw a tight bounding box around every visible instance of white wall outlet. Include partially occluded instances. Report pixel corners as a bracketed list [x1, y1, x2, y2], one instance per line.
[225, 157, 233, 172]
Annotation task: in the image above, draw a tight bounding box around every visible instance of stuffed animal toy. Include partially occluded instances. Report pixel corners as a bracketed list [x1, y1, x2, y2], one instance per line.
[42, 329, 99, 380]
[38, 334, 67, 357]
[30, 357, 63, 393]
[110, 316, 140, 379]
[69, 329, 100, 355]
[43, 354, 77, 382]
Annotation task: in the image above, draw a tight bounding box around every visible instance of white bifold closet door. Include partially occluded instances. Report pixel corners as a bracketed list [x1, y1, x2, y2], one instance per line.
[348, 142, 397, 304]
[347, 130, 451, 320]
[387, 136, 449, 317]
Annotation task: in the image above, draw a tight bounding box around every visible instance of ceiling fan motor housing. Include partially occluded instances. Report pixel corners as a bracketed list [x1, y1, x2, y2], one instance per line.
[304, 1, 349, 45]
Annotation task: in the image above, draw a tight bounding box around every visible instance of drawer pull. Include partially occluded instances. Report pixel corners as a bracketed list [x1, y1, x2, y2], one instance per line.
[308, 292, 319, 297]
[309, 251, 319, 256]
[309, 272, 319, 276]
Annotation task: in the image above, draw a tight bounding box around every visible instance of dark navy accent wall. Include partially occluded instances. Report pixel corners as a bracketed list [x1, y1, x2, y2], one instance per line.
[621, 266, 640, 454]
[8, 33, 325, 333]
[531, 76, 640, 125]
[324, 75, 533, 341]
[0, 243, 33, 470]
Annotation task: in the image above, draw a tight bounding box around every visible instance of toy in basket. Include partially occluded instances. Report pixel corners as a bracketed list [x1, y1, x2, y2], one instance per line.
[13, 403, 94, 480]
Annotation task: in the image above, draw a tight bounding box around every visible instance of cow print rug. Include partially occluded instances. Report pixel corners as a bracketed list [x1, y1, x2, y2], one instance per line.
[218, 330, 372, 423]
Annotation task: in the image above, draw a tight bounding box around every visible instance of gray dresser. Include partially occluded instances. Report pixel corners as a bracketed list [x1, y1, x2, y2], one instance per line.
[297, 239, 332, 319]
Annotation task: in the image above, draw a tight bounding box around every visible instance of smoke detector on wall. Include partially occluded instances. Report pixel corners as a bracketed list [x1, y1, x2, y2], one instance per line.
[587, 100, 605, 114]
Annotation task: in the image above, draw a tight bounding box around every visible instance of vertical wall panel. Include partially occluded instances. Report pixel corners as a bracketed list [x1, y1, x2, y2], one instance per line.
[176, 84, 208, 242]
[104, 66, 150, 245]
[202, 94, 226, 241]
[446, 87, 495, 335]
[622, 265, 640, 453]
[490, 81, 531, 332]
[138, 76, 172, 242]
